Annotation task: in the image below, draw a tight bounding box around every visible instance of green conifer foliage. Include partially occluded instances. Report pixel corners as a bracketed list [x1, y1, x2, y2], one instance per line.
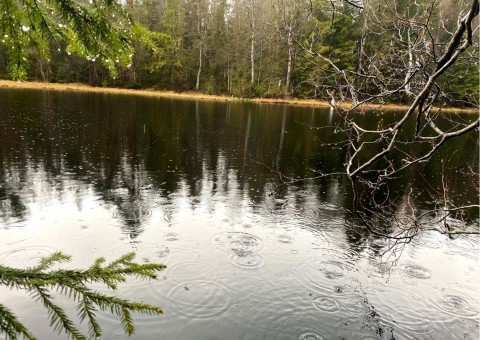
[0, 0, 141, 80]
[0, 252, 166, 339]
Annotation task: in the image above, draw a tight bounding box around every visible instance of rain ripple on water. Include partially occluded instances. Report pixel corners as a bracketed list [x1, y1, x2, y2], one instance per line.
[401, 264, 432, 280]
[433, 292, 479, 319]
[277, 234, 294, 244]
[313, 296, 341, 313]
[213, 231, 264, 269]
[166, 280, 231, 320]
[165, 261, 215, 284]
[298, 331, 325, 340]
[0, 245, 59, 267]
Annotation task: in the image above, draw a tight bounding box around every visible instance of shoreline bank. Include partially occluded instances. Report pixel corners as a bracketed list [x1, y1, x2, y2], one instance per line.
[0, 80, 476, 113]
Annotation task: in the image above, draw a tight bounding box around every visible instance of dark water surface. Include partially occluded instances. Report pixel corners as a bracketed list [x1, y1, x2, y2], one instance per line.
[0, 89, 478, 339]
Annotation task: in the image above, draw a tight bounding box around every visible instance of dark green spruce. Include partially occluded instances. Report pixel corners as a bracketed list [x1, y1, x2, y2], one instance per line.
[0, 252, 165, 339]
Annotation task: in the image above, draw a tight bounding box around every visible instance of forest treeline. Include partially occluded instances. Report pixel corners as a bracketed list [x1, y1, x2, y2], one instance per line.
[0, 0, 477, 105]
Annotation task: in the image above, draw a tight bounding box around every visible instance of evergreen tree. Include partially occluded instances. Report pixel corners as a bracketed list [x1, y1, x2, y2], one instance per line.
[0, 0, 146, 80]
[0, 252, 165, 339]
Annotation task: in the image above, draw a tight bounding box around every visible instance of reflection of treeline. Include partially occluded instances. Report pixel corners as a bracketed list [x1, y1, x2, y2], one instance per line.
[0, 0, 476, 106]
[0, 90, 477, 237]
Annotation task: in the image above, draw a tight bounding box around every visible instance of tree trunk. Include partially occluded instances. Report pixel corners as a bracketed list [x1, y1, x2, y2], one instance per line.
[196, 44, 202, 90]
[285, 29, 293, 92]
[227, 61, 231, 94]
[249, 0, 256, 86]
[250, 28, 255, 85]
[404, 28, 414, 96]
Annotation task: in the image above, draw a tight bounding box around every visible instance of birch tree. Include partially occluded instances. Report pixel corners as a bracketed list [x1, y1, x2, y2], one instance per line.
[274, 0, 305, 94]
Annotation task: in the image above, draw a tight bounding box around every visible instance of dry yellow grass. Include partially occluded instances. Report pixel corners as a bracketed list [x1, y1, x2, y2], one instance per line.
[0, 80, 476, 113]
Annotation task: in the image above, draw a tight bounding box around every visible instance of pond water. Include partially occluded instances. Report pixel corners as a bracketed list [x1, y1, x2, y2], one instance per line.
[0, 89, 478, 339]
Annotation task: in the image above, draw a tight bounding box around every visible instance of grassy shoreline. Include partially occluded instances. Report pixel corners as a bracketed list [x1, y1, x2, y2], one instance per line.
[0, 79, 477, 113]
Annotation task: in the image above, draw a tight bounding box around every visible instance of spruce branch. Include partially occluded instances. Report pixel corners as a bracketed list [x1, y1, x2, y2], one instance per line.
[0, 252, 165, 339]
[0, 304, 36, 340]
[77, 296, 101, 339]
[33, 252, 72, 272]
[30, 286, 85, 340]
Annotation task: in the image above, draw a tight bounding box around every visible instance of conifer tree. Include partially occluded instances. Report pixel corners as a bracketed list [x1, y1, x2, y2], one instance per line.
[0, 252, 166, 339]
[0, 0, 147, 80]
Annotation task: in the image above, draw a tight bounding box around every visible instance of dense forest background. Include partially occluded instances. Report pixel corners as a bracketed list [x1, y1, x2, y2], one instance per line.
[0, 0, 477, 105]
